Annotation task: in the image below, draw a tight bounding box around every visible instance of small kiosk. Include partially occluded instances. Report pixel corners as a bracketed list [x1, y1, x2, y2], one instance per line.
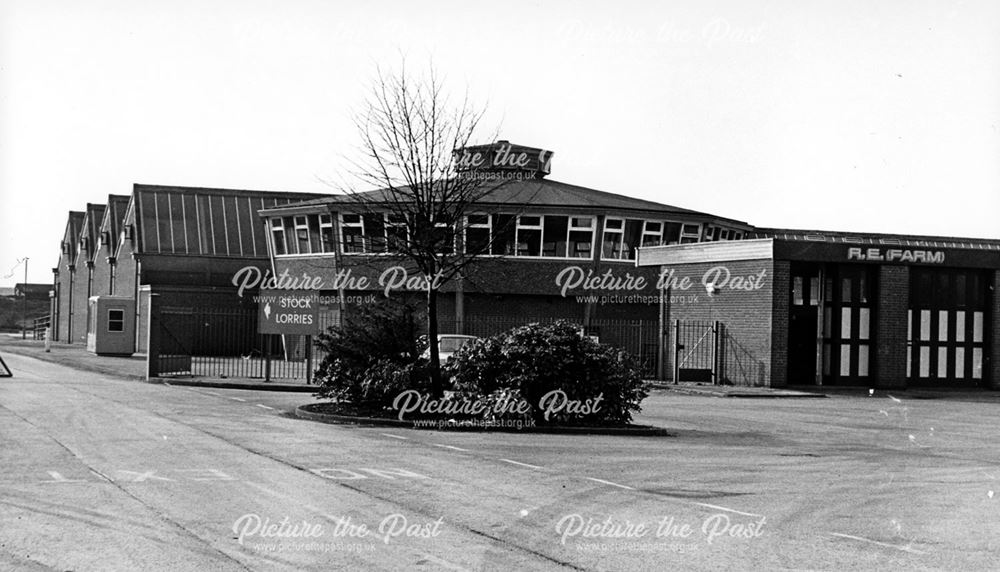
[86, 296, 136, 356]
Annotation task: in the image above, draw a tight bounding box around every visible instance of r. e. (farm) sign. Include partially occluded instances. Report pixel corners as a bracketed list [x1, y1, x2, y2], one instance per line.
[257, 290, 321, 335]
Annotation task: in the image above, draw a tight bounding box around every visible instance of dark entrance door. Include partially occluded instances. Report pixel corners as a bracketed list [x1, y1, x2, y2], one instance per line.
[789, 306, 818, 383]
[788, 264, 821, 384]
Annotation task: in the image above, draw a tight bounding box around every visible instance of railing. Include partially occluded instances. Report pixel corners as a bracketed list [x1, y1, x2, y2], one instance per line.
[149, 306, 662, 382]
[31, 315, 50, 340]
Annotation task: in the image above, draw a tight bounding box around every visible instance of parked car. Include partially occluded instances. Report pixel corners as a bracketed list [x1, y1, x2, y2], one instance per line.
[423, 334, 479, 363]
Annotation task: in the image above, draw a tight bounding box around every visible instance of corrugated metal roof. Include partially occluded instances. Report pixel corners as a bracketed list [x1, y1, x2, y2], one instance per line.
[132, 184, 333, 257]
[751, 228, 1000, 250]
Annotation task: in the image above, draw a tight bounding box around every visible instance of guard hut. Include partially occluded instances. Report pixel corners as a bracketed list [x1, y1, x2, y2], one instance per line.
[86, 296, 136, 356]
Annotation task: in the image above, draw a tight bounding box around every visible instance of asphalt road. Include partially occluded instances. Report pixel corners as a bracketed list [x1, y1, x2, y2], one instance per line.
[1, 352, 998, 571]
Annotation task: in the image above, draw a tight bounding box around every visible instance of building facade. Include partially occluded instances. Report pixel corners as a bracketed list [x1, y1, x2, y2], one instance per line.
[636, 230, 999, 389]
[255, 142, 753, 338]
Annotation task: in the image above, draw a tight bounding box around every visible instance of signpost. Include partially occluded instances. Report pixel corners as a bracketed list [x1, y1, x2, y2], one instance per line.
[257, 290, 321, 384]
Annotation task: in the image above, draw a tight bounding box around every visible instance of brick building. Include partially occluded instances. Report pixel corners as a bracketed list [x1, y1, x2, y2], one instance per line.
[636, 230, 1000, 389]
[49, 184, 328, 351]
[51, 211, 85, 343]
[255, 142, 753, 336]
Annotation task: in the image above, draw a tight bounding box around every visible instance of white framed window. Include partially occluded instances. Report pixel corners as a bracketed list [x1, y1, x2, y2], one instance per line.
[464, 214, 492, 254]
[430, 222, 455, 255]
[385, 213, 409, 253]
[681, 223, 701, 244]
[602, 217, 626, 259]
[719, 229, 730, 240]
[516, 215, 543, 257]
[340, 213, 365, 254]
[318, 214, 335, 253]
[293, 215, 310, 254]
[641, 221, 663, 247]
[270, 217, 287, 255]
[732, 230, 743, 240]
[568, 216, 594, 258]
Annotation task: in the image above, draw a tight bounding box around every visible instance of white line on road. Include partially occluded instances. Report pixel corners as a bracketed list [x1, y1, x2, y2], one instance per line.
[585, 477, 635, 491]
[381, 433, 409, 440]
[418, 552, 471, 572]
[830, 532, 926, 555]
[256, 404, 274, 410]
[229, 397, 246, 402]
[432, 444, 469, 452]
[499, 459, 543, 470]
[691, 502, 763, 518]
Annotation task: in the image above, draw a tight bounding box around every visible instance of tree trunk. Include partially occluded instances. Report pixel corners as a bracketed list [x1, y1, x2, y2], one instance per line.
[426, 284, 443, 396]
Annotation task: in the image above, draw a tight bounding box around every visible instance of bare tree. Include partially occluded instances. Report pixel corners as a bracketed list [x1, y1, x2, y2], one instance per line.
[339, 62, 540, 395]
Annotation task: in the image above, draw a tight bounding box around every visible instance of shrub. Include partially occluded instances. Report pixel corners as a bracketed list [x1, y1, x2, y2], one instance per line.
[446, 321, 648, 426]
[313, 299, 427, 407]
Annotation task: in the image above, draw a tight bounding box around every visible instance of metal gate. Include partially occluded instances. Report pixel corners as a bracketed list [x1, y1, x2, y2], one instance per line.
[672, 320, 767, 386]
[673, 320, 719, 383]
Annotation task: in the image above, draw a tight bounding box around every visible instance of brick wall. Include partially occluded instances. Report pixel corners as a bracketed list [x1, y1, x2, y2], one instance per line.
[69, 263, 91, 343]
[657, 259, 776, 385]
[770, 261, 789, 387]
[55, 266, 74, 342]
[876, 265, 909, 389]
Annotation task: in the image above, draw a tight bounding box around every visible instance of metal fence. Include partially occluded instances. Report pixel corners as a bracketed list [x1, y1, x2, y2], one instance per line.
[31, 315, 50, 340]
[148, 305, 663, 382]
[154, 306, 324, 381]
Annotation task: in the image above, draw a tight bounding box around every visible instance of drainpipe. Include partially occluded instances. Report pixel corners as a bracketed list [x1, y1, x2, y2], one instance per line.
[67, 264, 75, 344]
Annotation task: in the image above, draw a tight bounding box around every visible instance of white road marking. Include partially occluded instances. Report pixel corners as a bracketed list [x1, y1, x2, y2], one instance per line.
[381, 433, 409, 440]
[499, 459, 543, 470]
[39, 471, 87, 483]
[585, 477, 635, 491]
[256, 404, 274, 410]
[418, 552, 470, 571]
[432, 443, 468, 452]
[229, 397, 246, 402]
[691, 502, 763, 518]
[204, 391, 219, 396]
[830, 532, 926, 555]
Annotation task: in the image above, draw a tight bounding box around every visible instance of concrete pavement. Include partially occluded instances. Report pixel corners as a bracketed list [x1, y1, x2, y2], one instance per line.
[2, 351, 999, 570]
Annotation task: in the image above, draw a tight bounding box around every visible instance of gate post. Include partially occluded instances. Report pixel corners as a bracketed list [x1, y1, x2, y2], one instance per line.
[145, 293, 161, 379]
[264, 334, 272, 383]
[672, 319, 681, 385]
[305, 335, 313, 385]
[711, 321, 719, 385]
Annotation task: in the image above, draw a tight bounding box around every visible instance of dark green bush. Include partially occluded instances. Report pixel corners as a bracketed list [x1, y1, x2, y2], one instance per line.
[446, 321, 648, 426]
[313, 299, 427, 407]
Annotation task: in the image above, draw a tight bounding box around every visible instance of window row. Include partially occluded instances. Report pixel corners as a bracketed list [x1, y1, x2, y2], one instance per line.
[271, 212, 743, 258]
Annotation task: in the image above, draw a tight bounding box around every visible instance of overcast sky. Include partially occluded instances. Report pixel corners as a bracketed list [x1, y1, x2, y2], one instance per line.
[1, 0, 998, 286]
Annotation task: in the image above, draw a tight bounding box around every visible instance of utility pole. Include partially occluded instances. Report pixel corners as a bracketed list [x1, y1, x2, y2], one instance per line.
[21, 258, 28, 339]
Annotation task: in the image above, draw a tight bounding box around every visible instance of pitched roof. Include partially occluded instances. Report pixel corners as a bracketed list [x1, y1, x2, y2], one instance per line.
[98, 194, 131, 255]
[131, 184, 333, 257]
[262, 178, 750, 225]
[59, 211, 86, 265]
[77, 203, 107, 265]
